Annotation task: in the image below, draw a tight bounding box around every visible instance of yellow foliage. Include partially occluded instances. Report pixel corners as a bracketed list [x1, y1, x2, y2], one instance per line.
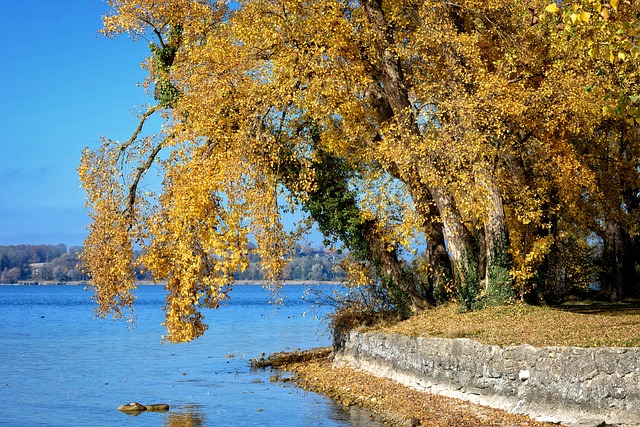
[545, 3, 559, 13]
[339, 255, 377, 290]
[81, 0, 640, 340]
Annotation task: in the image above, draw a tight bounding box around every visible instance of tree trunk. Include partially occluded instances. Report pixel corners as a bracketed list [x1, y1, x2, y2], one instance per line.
[431, 187, 479, 310]
[406, 185, 453, 303]
[426, 221, 453, 301]
[601, 220, 624, 301]
[361, 0, 479, 308]
[601, 220, 639, 300]
[632, 234, 640, 297]
[621, 233, 638, 298]
[363, 227, 433, 314]
[277, 135, 435, 313]
[417, 197, 453, 302]
[481, 176, 514, 304]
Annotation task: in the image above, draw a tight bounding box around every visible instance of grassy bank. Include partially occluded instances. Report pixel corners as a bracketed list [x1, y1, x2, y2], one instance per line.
[378, 301, 640, 348]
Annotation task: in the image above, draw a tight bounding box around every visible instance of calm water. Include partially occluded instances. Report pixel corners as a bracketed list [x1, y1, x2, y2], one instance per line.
[0, 285, 383, 427]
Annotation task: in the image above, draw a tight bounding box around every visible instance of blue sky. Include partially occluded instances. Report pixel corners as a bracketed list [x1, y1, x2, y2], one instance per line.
[0, 1, 323, 249]
[0, 1, 152, 247]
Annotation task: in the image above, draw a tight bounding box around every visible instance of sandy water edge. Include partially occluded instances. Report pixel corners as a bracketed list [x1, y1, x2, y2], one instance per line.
[253, 348, 560, 427]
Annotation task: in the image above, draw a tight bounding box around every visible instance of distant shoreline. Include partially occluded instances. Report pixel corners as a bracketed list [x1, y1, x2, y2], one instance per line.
[2, 280, 342, 287]
[3, 281, 90, 286]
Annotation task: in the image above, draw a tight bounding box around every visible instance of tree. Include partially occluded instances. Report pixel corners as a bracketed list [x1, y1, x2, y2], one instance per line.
[66, 268, 83, 281]
[0, 267, 21, 284]
[0, 245, 78, 282]
[82, 0, 640, 342]
[535, 0, 640, 300]
[32, 264, 53, 282]
[53, 266, 67, 282]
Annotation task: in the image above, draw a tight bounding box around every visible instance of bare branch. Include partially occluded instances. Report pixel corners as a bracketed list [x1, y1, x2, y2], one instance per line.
[125, 138, 166, 215]
[141, 17, 168, 49]
[118, 104, 162, 159]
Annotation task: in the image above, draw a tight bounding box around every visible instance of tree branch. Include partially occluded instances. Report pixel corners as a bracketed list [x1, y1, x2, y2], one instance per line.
[142, 17, 168, 49]
[125, 138, 166, 215]
[118, 104, 162, 159]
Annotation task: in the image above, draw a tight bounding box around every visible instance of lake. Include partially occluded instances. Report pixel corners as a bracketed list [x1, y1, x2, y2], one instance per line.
[0, 284, 384, 427]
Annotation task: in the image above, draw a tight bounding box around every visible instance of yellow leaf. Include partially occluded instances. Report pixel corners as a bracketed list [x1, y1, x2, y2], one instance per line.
[545, 2, 559, 13]
[618, 51, 626, 60]
[610, 0, 619, 11]
[580, 11, 591, 22]
[609, 51, 615, 63]
[570, 13, 578, 24]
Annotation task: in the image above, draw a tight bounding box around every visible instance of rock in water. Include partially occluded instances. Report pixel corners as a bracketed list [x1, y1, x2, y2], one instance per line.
[144, 403, 170, 411]
[118, 402, 147, 413]
[118, 402, 170, 414]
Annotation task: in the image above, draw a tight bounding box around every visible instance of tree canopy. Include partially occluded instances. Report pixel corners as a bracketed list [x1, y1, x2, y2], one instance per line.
[81, 0, 640, 342]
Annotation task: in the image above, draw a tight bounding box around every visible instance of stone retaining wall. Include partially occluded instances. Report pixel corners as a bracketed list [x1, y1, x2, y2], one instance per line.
[333, 330, 640, 426]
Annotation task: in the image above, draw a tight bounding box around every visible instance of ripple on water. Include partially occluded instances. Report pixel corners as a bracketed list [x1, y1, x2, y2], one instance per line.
[0, 285, 385, 427]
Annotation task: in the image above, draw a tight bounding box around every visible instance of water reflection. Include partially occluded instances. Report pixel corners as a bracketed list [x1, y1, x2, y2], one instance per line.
[164, 404, 207, 427]
[274, 380, 386, 427]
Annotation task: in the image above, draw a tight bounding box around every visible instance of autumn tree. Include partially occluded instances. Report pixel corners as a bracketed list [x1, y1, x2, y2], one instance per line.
[81, 0, 640, 341]
[530, 0, 640, 300]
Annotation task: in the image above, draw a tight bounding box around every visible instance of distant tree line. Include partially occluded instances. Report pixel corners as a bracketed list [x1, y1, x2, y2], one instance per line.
[0, 244, 87, 283]
[0, 243, 344, 284]
[235, 243, 345, 282]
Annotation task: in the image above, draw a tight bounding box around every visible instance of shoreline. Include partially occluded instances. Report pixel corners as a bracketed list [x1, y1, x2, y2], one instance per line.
[3, 280, 342, 287]
[255, 348, 558, 427]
